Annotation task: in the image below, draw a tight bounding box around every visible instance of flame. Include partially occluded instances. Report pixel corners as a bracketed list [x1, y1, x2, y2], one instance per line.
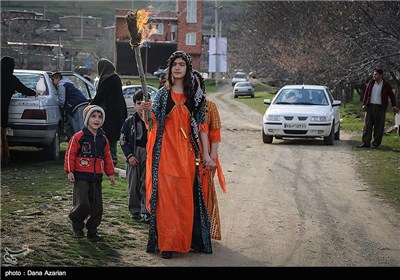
[135, 9, 156, 44]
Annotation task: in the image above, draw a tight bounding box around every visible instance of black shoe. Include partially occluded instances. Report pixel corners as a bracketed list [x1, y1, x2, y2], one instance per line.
[140, 213, 150, 223]
[132, 212, 141, 220]
[372, 145, 379, 149]
[87, 233, 104, 243]
[357, 143, 370, 148]
[161, 251, 173, 259]
[72, 228, 84, 238]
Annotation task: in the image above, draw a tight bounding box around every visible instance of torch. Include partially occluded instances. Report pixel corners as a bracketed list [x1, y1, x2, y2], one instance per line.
[126, 9, 154, 130]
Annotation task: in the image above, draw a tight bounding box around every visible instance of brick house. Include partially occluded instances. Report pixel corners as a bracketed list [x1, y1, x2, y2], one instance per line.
[114, 0, 203, 75]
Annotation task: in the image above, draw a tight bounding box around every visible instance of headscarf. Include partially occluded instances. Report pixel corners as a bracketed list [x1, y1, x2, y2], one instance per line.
[1, 56, 15, 75]
[165, 51, 195, 97]
[193, 70, 205, 94]
[97, 58, 116, 90]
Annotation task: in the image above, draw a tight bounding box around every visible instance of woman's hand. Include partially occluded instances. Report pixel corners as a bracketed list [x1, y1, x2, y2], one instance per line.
[141, 100, 152, 111]
[202, 153, 213, 169]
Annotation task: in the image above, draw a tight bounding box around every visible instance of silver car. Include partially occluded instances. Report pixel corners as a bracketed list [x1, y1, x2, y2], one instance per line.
[122, 84, 157, 114]
[7, 70, 96, 160]
[233, 81, 255, 98]
[231, 72, 247, 86]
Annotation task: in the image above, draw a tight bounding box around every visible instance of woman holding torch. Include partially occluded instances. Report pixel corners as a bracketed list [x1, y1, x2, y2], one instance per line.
[142, 51, 213, 259]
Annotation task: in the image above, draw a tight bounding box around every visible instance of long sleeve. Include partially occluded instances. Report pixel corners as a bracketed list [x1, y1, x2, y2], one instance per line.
[57, 83, 66, 107]
[64, 133, 79, 173]
[12, 76, 36, 96]
[119, 117, 134, 160]
[103, 137, 115, 176]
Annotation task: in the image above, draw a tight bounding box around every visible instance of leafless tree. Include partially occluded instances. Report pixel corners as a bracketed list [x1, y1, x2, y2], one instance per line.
[228, 1, 400, 104]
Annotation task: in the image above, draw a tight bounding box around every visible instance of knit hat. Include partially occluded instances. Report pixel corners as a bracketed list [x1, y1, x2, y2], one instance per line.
[83, 105, 105, 127]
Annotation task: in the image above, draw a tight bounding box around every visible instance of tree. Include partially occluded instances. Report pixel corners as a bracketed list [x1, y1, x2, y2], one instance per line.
[228, 1, 400, 104]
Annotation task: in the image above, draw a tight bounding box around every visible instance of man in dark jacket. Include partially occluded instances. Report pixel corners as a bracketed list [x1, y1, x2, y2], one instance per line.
[51, 72, 89, 139]
[358, 68, 399, 148]
[1, 56, 37, 166]
[91, 58, 127, 164]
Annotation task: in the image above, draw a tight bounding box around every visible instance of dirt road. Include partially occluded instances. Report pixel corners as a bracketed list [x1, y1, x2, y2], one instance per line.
[148, 84, 400, 266]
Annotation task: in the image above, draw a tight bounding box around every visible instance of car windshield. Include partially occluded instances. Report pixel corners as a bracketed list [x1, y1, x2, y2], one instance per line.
[237, 82, 251, 87]
[123, 86, 157, 100]
[14, 73, 49, 97]
[234, 74, 246, 79]
[274, 89, 328, 105]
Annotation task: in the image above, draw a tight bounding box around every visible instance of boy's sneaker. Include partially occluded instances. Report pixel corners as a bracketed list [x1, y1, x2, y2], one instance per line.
[140, 213, 150, 224]
[87, 233, 104, 243]
[72, 228, 85, 238]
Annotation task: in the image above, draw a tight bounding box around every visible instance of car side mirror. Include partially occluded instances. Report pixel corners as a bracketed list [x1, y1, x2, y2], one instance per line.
[332, 100, 341, 107]
[264, 99, 271, 105]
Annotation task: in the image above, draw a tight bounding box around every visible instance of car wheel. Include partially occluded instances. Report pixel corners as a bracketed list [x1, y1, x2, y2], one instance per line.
[334, 123, 340, 140]
[323, 124, 334, 145]
[251, 93, 255, 98]
[234, 95, 238, 98]
[262, 128, 273, 144]
[44, 128, 60, 160]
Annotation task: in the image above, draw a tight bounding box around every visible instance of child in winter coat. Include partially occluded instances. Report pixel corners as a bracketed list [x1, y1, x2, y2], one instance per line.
[64, 105, 116, 242]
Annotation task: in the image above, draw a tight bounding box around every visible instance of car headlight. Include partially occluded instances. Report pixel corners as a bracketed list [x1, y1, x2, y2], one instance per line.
[266, 115, 281, 121]
[310, 116, 328, 122]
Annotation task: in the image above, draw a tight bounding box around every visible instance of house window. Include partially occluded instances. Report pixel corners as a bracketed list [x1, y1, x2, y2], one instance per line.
[186, 0, 197, 23]
[152, 23, 163, 35]
[186, 32, 196, 46]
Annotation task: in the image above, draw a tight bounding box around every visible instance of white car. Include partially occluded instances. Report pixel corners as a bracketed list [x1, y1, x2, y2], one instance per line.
[122, 84, 157, 114]
[233, 81, 255, 98]
[262, 85, 341, 145]
[231, 72, 247, 86]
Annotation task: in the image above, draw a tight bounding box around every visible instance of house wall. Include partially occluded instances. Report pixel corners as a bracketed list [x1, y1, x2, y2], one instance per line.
[114, 0, 203, 75]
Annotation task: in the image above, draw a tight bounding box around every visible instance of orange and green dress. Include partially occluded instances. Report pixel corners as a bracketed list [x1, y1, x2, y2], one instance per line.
[200, 100, 227, 240]
[146, 87, 212, 254]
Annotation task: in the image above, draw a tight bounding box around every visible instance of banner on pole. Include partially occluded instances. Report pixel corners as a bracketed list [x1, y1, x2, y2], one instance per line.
[208, 37, 227, 73]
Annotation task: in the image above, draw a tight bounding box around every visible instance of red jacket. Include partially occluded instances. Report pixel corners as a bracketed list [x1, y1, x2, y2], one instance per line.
[64, 127, 114, 182]
[363, 79, 397, 111]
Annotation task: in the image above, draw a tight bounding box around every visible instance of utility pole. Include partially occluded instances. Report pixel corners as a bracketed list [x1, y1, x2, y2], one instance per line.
[214, 0, 219, 86]
[81, 13, 83, 39]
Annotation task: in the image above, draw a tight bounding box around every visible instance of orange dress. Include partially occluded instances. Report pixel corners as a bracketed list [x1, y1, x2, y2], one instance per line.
[200, 100, 226, 240]
[146, 92, 196, 253]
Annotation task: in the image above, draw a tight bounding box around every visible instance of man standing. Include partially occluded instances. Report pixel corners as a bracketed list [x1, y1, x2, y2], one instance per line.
[1, 56, 37, 166]
[51, 72, 89, 139]
[358, 69, 399, 148]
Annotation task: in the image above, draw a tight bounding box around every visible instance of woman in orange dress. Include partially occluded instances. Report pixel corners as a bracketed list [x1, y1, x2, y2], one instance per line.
[194, 71, 227, 241]
[143, 51, 213, 259]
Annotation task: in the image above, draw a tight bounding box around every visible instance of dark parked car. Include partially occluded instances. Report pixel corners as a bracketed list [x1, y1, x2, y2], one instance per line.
[153, 66, 167, 77]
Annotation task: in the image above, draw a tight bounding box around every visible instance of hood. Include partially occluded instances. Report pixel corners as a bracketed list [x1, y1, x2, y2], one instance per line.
[266, 104, 331, 116]
[1, 56, 15, 75]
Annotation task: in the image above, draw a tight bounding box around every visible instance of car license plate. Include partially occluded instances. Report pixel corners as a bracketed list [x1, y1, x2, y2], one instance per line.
[284, 123, 306, 129]
[6, 127, 13, 136]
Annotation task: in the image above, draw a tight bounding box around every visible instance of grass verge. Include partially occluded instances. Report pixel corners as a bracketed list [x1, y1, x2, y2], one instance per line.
[1, 145, 150, 267]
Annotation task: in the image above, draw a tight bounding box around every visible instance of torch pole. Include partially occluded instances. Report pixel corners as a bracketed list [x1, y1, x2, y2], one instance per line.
[133, 47, 153, 130]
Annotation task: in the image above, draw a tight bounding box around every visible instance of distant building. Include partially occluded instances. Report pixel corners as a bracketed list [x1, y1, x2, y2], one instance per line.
[114, 0, 203, 75]
[1, 10, 59, 70]
[59, 15, 103, 38]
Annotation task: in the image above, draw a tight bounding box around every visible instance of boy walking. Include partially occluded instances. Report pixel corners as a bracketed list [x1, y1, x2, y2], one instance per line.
[119, 90, 149, 223]
[64, 105, 116, 242]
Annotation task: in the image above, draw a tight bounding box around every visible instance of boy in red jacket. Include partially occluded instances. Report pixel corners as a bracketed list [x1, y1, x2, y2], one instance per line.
[64, 105, 116, 242]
